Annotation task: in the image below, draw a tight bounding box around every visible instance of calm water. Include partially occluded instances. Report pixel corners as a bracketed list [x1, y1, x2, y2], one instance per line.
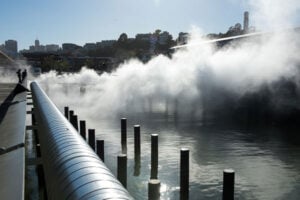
[45, 83, 300, 200]
[71, 112, 300, 200]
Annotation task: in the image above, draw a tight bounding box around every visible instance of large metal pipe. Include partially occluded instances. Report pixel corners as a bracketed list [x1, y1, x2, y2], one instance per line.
[30, 82, 133, 200]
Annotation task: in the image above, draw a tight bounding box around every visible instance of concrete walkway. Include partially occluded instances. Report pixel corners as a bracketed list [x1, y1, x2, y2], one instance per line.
[0, 82, 28, 200]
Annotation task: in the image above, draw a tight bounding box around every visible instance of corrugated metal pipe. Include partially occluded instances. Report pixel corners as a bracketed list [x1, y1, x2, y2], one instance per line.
[30, 81, 133, 200]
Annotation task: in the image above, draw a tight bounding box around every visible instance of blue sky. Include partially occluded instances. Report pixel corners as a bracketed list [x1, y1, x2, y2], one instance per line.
[0, 0, 299, 50]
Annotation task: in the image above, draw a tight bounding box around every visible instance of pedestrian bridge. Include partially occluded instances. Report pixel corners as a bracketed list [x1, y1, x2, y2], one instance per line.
[0, 81, 133, 200]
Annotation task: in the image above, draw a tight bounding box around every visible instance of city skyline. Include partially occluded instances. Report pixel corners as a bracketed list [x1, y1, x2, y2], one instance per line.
[1, 0, 299, 50]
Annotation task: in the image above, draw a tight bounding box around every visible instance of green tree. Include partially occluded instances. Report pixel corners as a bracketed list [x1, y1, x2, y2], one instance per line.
[118, 33, 128, 43]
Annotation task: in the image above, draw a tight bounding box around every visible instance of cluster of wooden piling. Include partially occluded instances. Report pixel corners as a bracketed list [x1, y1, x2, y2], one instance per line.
[64, 106, 235, 200]
[64, 106, 105, 162]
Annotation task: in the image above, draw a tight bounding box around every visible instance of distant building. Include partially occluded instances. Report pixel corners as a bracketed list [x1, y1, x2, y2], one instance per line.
[158, 31, 171, 45]
[46, 44, 60, 52]
[35, 39, 40, 48]
[135, 33, 152, 41]
[177, 32, 189, 45]
[36, 45, 46, 52]
[62, 43, 82, 51]
[29, 45, 35, 51]
[5, 40, 18, 54]
[83, 43, 97, 50]
[96, 40, 116, 48]
[24, 40, 59, 52]
[149, 34, 158, 54]
[0, 44, 5, 51]
[26, 39, 46, 52]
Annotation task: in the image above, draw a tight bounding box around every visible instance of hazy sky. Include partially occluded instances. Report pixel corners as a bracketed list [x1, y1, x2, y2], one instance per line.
[0, 0, 299, 50]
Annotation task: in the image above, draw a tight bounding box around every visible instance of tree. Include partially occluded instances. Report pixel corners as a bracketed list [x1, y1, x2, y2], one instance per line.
[154, 29, 161, 36]
[118, 33, 128, 43]
[226, 23, 243, 36]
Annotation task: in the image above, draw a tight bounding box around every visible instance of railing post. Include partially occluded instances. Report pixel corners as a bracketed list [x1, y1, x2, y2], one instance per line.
[121, 118, 127, 153]
[223, 169, 235, 200]
[88, 129, 96, 151]
[180, 148, 189, 200]
[117, 154, 127, 188]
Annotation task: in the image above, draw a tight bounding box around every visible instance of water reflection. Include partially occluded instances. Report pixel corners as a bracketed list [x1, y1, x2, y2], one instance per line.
[134, 155, 141, 176]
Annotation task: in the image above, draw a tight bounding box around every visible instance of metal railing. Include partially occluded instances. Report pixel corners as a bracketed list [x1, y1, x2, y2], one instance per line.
[30, 81, 133, 200]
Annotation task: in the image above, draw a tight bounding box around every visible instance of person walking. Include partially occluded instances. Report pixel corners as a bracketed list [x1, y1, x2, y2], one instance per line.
[16, 69, 21, 83]
[21, 69, 27, 82]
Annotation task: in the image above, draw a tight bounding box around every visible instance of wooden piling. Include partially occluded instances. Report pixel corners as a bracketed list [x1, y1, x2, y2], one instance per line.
[150, 134, 158, 179]
[79, 120, 86, 140]
[64, 106, 69, 119]
[96, 140, 104, 162]
[72, 115, 78, 131]
[180, 148, 189, 200]
[148, 179, 160, 200]
[134, 155, 141, 176]
[223, 169, 235, 200]
[69, 110, 74, 122]
[121, 118, 127, 153]
[69, 110, 74, 127]
[117, 154, 127, 188]
[88, 129, 95, 150]
[134, 125, 141, 158]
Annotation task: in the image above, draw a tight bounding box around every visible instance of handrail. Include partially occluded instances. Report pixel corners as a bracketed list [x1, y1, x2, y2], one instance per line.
[30, 81, 133, 200]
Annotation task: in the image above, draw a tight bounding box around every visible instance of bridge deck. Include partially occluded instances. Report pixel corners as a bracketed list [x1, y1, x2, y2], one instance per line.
[0, 82, 27, 200]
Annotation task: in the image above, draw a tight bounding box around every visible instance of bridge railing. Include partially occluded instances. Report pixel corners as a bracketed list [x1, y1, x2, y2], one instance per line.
[30, 81, 133, 200]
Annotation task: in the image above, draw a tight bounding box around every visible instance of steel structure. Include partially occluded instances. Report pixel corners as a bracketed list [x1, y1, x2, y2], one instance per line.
[30, 81, 133, 200]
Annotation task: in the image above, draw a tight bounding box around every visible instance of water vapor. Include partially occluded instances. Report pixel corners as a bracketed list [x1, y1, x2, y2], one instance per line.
[249, 0, 300, 30]
[0, 62, 32, 83]
[36, 0, 300, 124]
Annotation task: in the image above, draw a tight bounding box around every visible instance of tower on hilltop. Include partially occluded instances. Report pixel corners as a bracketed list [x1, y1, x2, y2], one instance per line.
[243, 11, 249, 33]
[35, 39, 40, 48]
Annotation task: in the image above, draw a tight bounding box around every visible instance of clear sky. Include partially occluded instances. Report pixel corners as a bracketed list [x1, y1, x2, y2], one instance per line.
[0, 0, 299, 50]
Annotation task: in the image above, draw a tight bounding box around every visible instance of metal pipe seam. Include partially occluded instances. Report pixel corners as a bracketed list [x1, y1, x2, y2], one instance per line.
[30, 82, 133, 200]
